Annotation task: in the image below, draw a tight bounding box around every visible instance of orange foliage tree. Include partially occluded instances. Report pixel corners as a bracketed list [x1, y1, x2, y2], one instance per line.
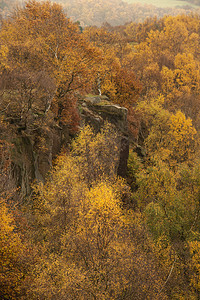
[83, 26, 141, 107]
[0, 0, 101, 133]
[129, 15, 200, 125]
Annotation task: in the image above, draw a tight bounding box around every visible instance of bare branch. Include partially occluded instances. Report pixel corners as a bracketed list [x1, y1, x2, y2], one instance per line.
[156, 253, 177, 298]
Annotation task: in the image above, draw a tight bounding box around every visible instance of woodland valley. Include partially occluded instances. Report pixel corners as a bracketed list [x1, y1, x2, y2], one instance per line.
[1, 0, 200, 299]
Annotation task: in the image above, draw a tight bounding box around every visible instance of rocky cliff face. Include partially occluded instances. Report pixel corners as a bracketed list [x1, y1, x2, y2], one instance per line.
[10, 95, 129, 196]
[11, 125, 63, 196]
[78, 95, 129, 177]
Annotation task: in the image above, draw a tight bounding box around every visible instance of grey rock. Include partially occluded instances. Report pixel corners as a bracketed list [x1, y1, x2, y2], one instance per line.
[79, 95, 129, 177]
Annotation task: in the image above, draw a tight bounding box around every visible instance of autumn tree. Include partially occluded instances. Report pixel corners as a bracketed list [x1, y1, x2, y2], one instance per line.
[83, 26, 141, 107]
[26, 124, 167, 299]
[125, 17, 165, 43]
[0, 194, 35, 299]
[135, 95, 197, 165]
[0, 0, 101, 134]
[129, 14, 200, 124]
[128, 92, 200, 298]
[0, 201, 23, 298]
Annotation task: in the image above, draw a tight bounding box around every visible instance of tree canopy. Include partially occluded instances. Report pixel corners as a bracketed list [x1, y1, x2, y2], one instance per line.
[1, 1, 200, 299]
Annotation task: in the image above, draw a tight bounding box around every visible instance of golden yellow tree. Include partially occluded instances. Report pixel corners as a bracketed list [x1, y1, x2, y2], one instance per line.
[0, 200, 30, 299]
[29, 125, 167, 299]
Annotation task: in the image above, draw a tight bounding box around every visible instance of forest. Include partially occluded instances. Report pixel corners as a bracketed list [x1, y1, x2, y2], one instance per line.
[58, 0, 200, 26]
[1, 0, 200, 25]
[181, 0, 200, 6]
[1, 0, 200, 299]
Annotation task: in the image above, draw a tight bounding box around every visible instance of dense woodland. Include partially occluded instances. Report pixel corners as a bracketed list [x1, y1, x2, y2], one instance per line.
[58, 0, 200, 26]
[1, 0, 200, 26]
[1, 0, 200, 299]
